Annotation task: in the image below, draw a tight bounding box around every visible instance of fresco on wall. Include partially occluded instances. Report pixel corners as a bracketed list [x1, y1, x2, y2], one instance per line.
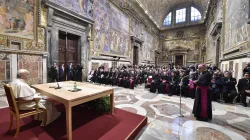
[0, 0, 34, 39]
[130, 19, 142, 39]
[50, 0, 93, 18]
[93, 0, 130, 56]
[224, 0, 248, 50]
[142, 29, 153, 60]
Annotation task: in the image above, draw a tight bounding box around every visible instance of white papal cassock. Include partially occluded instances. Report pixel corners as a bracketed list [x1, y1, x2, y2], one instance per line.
[10, 79, 61, 126]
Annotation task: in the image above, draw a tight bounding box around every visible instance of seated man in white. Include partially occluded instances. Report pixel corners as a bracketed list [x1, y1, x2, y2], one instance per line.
[10, 69, 61, 126]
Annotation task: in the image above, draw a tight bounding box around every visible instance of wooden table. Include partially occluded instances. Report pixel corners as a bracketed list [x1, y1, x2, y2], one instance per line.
[32, 81, 114, 140]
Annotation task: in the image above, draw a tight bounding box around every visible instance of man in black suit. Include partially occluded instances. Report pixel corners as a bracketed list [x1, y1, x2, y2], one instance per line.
[49, 63, 58, 82]
[59, 63, 65, 81]
[222, 71, 237, 103]
[237, 72, 250, 107]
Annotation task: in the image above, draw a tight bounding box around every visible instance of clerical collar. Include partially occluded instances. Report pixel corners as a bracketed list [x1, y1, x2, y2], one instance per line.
[16, 78, 27, 84]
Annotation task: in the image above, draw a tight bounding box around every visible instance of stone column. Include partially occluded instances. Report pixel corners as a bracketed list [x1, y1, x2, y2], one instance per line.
[50, 27, 59, 64]
[81, 24, 90, 81]
[42, 55, 47, 83]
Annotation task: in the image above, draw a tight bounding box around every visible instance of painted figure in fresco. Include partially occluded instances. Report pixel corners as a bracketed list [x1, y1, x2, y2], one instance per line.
[79, 0, 86, 11]
[0, 0, 34, 38]
[23, 9, 33, 33]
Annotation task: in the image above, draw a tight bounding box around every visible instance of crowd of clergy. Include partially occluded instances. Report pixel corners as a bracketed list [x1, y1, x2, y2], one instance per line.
[87, 63, 250, 107]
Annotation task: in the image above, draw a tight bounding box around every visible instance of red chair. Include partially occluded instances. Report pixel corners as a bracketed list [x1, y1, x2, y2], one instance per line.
[4, 84, 46, 138]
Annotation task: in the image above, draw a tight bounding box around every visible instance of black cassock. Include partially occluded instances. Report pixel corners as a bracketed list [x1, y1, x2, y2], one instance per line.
[168, 76, 180, 96]
[177, 76, 189, 97]
[192, 71, 212, 121]
[150, 74, 161, 93]
[48, 66, 58, 82]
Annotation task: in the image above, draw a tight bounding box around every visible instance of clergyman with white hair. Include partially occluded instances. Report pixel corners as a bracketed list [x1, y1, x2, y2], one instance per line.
[10, 69, 61, 125]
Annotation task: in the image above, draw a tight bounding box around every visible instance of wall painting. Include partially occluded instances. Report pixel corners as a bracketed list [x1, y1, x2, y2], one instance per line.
[0, 0, 34, 39]
[93, 0, 130, 56]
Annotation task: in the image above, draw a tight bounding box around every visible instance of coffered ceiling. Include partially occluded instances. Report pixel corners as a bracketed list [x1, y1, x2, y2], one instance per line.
[135, 0, 211, 29]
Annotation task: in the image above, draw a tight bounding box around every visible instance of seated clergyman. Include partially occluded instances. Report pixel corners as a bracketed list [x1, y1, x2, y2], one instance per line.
[10, 69, 61, 125]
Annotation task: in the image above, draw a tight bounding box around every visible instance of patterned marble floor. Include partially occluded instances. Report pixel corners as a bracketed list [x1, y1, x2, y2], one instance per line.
[0, 85, 250, 140]
[113, 85, 250, 140]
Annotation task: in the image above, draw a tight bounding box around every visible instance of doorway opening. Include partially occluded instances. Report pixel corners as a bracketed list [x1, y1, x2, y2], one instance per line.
[175, 55, 183, 66]
[133, 46, 139, 65]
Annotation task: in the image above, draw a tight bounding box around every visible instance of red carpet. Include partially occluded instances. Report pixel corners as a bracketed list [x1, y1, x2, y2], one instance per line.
[0, 104, 147, 140]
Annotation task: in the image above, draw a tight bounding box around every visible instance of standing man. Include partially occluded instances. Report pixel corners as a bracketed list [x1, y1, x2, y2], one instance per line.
[48, 63, 58, 82]
[59, 63, 65, 81]
[193, 64, 212, 121]
[67, 63, 74, 81]
[237, 72, 250, 107]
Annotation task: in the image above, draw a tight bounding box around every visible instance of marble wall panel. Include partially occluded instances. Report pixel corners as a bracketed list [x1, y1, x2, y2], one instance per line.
[18, 55, 42, 84]
[0, 53, 10, 82]
[235, 63, 238, 80]
[0, 61, 5, 80]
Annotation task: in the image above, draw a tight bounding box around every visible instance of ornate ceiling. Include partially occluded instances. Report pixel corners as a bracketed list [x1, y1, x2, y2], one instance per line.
[135, 0, 210, 28]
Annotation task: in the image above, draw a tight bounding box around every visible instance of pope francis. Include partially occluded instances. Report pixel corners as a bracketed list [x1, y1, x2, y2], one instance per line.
[10, 69, 61, 126]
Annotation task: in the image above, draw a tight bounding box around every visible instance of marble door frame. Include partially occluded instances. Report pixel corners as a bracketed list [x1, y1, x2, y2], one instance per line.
[46, 6, 91, 81]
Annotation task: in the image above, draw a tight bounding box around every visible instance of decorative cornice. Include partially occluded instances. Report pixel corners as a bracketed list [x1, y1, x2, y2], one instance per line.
[43, 0, 94, 24]
[210, 22, 222, 36]
[131, 36, 144, 44]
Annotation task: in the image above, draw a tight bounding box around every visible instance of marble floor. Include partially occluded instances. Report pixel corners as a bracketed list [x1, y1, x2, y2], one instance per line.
[112, 85, 250, 140]
[0, 85, 250, 140]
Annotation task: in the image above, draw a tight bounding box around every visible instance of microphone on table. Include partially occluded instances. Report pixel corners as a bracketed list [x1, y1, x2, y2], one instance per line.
[55, 79, 61, 89]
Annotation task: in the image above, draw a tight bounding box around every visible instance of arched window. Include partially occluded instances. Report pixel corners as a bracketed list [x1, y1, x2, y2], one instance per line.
[162, 5, 203, 27]
[191, 7, 202, 22]
[163, 12, 172, 26]
[176, 8, 186, 23]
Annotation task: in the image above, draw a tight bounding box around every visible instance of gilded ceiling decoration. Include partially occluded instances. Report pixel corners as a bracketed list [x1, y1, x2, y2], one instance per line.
[135, 0, 210, 28]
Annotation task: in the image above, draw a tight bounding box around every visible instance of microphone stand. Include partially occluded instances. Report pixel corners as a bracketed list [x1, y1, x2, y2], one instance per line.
[179, 76, 188, 117]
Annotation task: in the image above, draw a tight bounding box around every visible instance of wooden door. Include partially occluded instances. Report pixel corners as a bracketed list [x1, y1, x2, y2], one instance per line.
[58, 33, 78, 66]
[66, 34, 78, 65]
[175, 55, 183, 66]
[58, 33, 66, 65]
[133, 46, 138, 65]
